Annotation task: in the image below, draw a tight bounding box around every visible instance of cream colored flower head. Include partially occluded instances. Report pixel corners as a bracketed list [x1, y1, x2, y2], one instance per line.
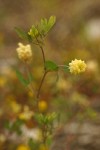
[69, 59, 86, 75]
[16, 43, 32, 63]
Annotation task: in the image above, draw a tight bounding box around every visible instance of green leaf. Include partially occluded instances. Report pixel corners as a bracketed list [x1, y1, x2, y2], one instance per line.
[46, 137, 52, 146]
[27, 70, 34, 83]
[47, 112, 58, 124]
[16, 69, 29, 86]
[45, 60, 58, 71]
[10, 119, 23, 135]
[86, 108, 97, 119]
[47, 16, 56, 31]
[28, 138, 39, 149]
[4, 120, 11, 130]
[34, 113, 44, 125]
[27, 34, 33, 42]
[38, 19, 47, 36]
[15, 27, 29, 40]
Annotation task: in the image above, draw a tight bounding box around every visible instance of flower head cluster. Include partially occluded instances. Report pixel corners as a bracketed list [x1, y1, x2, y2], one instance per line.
[16, 43, 32, 63]
[69, 59, 86, 74]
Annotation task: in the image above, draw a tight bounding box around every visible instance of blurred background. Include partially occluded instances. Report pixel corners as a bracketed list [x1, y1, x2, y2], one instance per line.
[0, 0, 100, 150]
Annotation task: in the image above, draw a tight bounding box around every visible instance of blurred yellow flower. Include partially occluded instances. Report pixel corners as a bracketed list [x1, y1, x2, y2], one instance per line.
[38, 100, 48, 112]
[0, 76, 7, 87]
[0, 134, 6, 143]
[18, 106, 33, 120]
[69, 59, 86, 75]
[16, 43, 32, 63]
[7, 95, 21, 113]
[16, 144, 30, 150]
[10, 101, 21, 113]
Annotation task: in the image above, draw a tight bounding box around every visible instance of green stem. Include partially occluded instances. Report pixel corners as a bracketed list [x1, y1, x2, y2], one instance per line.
[35, 37, 46, 68]
[42, 125, 48, 147]
[35, 37, 48, 99]
[58, 65, 68, 68]
[36, 71, 47, 99]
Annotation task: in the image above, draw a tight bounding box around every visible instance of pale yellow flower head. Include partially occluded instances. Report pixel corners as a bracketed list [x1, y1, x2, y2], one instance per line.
[69, 59, 86, 75]
[16, 43, 32, 63]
